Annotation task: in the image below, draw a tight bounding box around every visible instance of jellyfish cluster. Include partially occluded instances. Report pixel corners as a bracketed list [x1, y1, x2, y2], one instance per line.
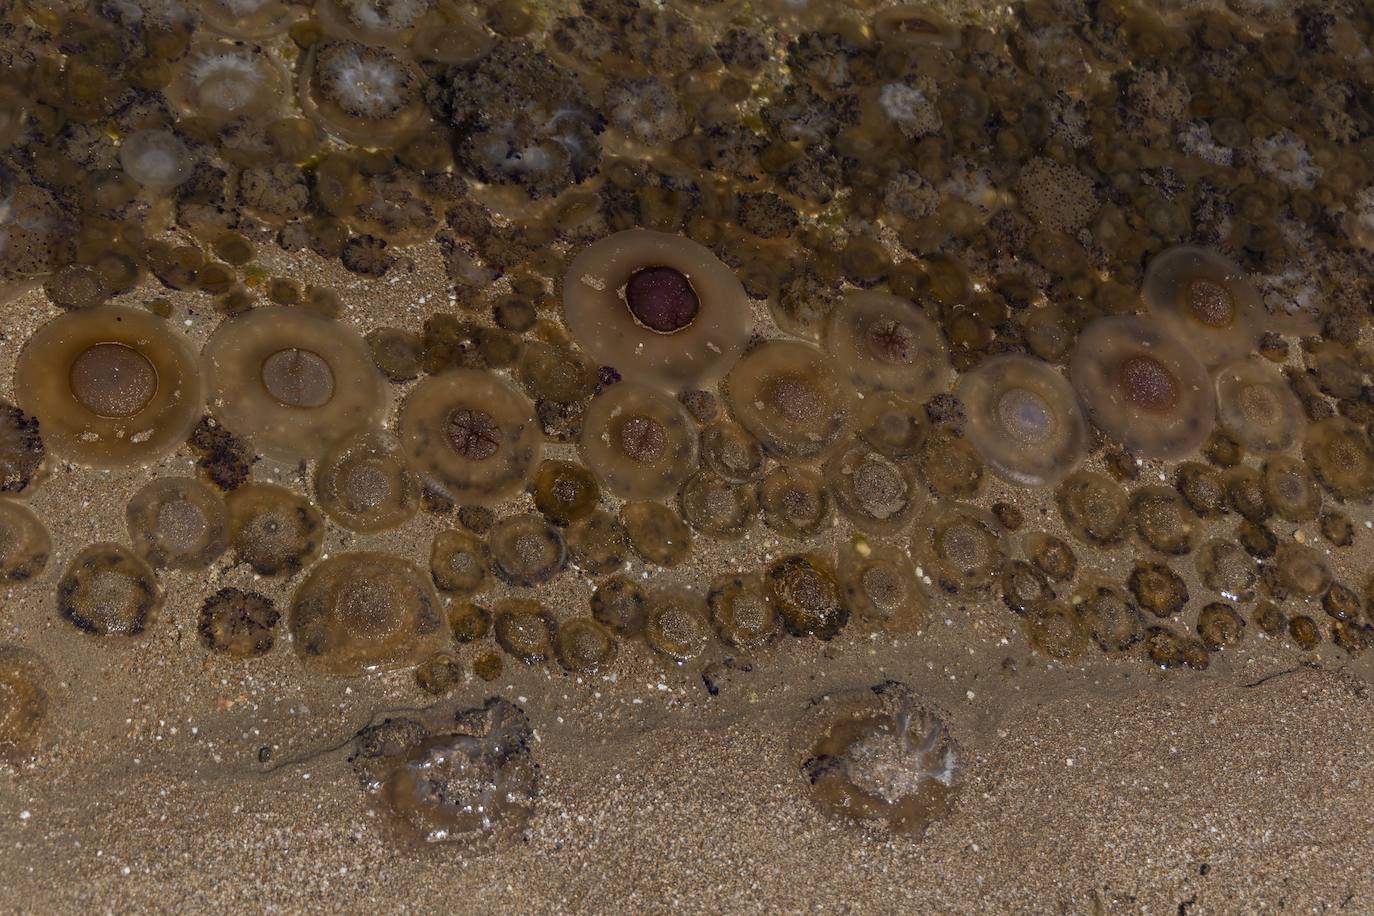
[0, 0, 1372, 842]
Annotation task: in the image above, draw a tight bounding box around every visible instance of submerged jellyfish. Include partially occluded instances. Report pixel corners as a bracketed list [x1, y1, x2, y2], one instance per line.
[1142, 246, 1261, 369]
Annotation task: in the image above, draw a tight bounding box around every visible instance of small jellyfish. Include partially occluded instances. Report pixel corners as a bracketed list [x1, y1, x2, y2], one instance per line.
[489, 515, 567, 587]
[1303, 417, 1374, 503]
[314, 430, 421, 533]
[955, 354, 1087, 487]
[855, 391, 928, 460]
[825, 291, 950, 399]
[555, 618, 617, 675]
[125, 477, 229, 571]
[1023, 531, 1077, 582]
[824, 444, 924, 536]
[198, 587, 279, 658]
[1142, 246, 1261, 369]
[591, 575, 648, 637]
[57, 544, 162, 637]
[679, 468, 757, 540]
[0, 499, 50, 582]
[1074, 583, 1144, 653]
[562, 230, 751, 391]
[1275, 542, 1332, 598]
[300, 40, 428, 146]
[118, 129, 193, 196]
[700, 420, 765, 483]
[493, 598, 556, 664]
[0, 402, 43, 494]
[1070, 316, 1215, 459]
[621, 501, 692, 567]
[1213, 359, 1305, 454]
[1024, 602, 1088, 662]
[1056, 471, 1130, 548]
[767, 552, 848, 640]
[1196, 602, 1245, 651]
[1261, 455, 1321, 523]
[579, 382, 698, 500]
[1000, 560, 1053, 617]
[1195, 539, 1257, 602]
[707, 573, 779, 649]
[643, 586, 712, 662]
[916, 504, 1005, 594]
[198, 0, 297, 38]
[204, 307, 386, 463]
[839, 541, 927, 633]
[429, 529, 489, 596]
[915, 430, 985, 501]
[1128, 561, 1189, 619]
[447, 602, 491, 643]
[565, 509, 632, 577]
[1132, 486, 1201, 556]
[15, 306, 203, 469]
[758, 465, 833, 538]
[289, 552, 446, 675]
[531, 460, 600, 527]
[226, 483, 325, 577]
[398, 369, 543, 505]
[730, 341, 856, 463]
[799, 682, 959, 837]
[0, 645, 52, 762]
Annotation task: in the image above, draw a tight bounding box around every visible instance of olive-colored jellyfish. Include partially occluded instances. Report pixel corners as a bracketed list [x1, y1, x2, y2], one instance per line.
[314, 430, 420, 533]
[825, 291, 949, 398]
[126, 477, 229, 571]
[707, 572, 779, 649]
[493, 598, 556, 664]
[289, 552, 447, 675]
[1262, 455, 1321, 523]
[955, 354, 1086, 487]
[724, 340, 854, 460]
[15, 306, 203, 468]
[855, 392, 928, 460]
[0, 645, 52, 762]
[562, 229, 751, 391]
[167, 41, 287, 125]
[0, 499, 50, 582]
[298, 40, 428, 147]
[555, 618, 617, 675]
[198, 587, 279, 658]
[679, 468, 757, 539]
[621, 501, 692, 566]
[643, 586, 712, 662]
[0, 402, 43, 494]
[823, 443, 924, 535]
[1213, 359, 1304, 453]
[1073, 583, 1144, 653]
[799, 682, 959, 837]
[198, 0, 297, 38]
[1304, 417, 1374, 503]
[56, 544, 162, 637]
[767, 552, 848, 639]
[1056, 471, 1131, 548]
[591, 575, 648, 637]
[838, 541, 927, 633]
[700, 420, 765, 483]
[759, 464, 833, 538]
[579, 382, 698, 500]
[531, 460, 599, 527]
[1142, 246, 1260, 369]
[915, 504, 1004, 594]
[489, 515, 567, 587]
[204, 307, 386, 462]
[317, 0, 440, 47]
[1070, 316, 1215, 459]
[398, 369, 542, 505]
[226, 483, 325, 577]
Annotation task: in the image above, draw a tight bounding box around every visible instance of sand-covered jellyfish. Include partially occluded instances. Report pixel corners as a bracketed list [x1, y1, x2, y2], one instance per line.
[679, 468, 757, 539]
[706, 572, 779, 650]
[0, 402, 43, 494]
[204, 307, 385, 463]
[289, 552, 446, 675]
[579, 382, 698, 500]
[488, 515, 567, 587]
[0, 499, 49, 583]
[1213, 359, 1304, 453]
[565, 509, 630, 577]
[226, 483, 324, 577]
[838, 540, 927, 633]
[0, 645, 52, 762]
[531, 460, 599, 527]
[643, 586, 712, 663]
[798, 682, 959, 837]
[758, 464, 832, 538]
[824, 291, 949, 399]
[554, 617, 617, 675]
[700, 420, 765, 483]
[167, 41, 287, 125]
[915, 503, 1005, 594]
[621, 501, 692, 567]
[591, 575, 648, 637]
[562, 229, 751, 391]
[298, 40, 428, 147]
[767, 552, 848, 640]
[15, 306, 203, 469]
[198, 587, 280, 658]
[1142, 246, 1261, 369]
[1303, 417, 1374, 503]
[823, 443, 924, 535]
[725, 340, 854, 460]
[314, 431, 420, 534]
[1261, 455, 1322, 523]
[349, 697, 537, 845]
[56, 544, 162, 637]
[1131, 486, 1201, 556]
[125, 477, 229, 571]
[398, 369, 542, 506]
[954, 354, 1087, 488]
[197, 0, 297, 38]
[493, 598, 557, 664]
[855, 391, 928, 460]
[1070, 316, 1215, 459]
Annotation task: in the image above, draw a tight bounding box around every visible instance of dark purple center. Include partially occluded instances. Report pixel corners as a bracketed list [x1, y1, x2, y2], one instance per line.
[624, 266, 700, 333]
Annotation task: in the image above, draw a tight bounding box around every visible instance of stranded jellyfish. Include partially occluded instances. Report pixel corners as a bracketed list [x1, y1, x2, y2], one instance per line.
[398, 369, 542, 505]
[956, 354, 1087, 487]
[706, 572, 779, 649]
[799, 682, 959, 837]
[168, 41, 287, 125]
[825, 291, 949, 399]
[1142, 246, 1261, 369]
[289, 552, 446, 675]
[917, 504, 1005, 594]
[838, 541, 927, 633]
[725, 340, 854, 460]
[299, 40, 428, 147]
[579, 382, 698, 499]
[57, 544, 162, 637]
[226, 483, 325, 577]
[204, 307, 386, 462]
[314, 431, 421, 533]
[0, 499, 50, 582]
[1070, 316, 1215, 459]
[824, 443, 924, 535]
[198, 587, 280, 658]
[15, 306, 203, 468]
[1213, 359, 1304, 453]
[0, 645, 52, 762]
[0, 402, 43, 494]
[563, 229, 751, 391]
[125, 477, 229, 570]
[198, 0, 297, 38]
[1303, 417, 1374, 503]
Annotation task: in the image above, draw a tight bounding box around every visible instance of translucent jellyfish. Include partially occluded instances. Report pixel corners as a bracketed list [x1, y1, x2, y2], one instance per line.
[299, 41, 428, 147]
[350, 697, 537, 845]
[57, 544, 162, 637]
[1303, 417, 1374, 503]
[1070, 316, 1215, 459]
[318, 0, 434, 45]
[169, 41, 286, 124]
[398, 369, 543, 505]
[314, 431, 420, 533]
[0, 645, 52, 762]
[226, 483, 324, 577]
[204, 307, 386, 463]
[700, 420, 765, 483]
[855, 391, 928, 460]
[621, 501, 692, 567]
[725, 340, 854, 460]
[488, 515, 567, 587]
[565, 509, 631, 577]
[1056, 471, 1130, 547]
[758, 465, 832, 538]
[1261, 455, 1321, 523]
[198, 587, 279, 658]
[838, 541, 927, 633]
[915, 504, 1004, 594]
[824, 443, 924, 535]
[1142, 246, 1260, 369]
[824, 291, 950, 398]
[1024, 602, 1088, 662]
[125, 477, 229, 570]
[591, 575, 648, 637]
[1214, 359, 1304, 453]
[493, 598, 556, 664]
[955, 354, 1087, 487]
[15, 306, 203, 468]
[563, 230, 751, 391]
[1073, 583, 1144, 653]
[679, 468, 756, 540]
[0, 401, 43, 494]
[706, 572, 779, 649]
[799, 682, 959, 837]
[1131, 486, 1201, 556]
[531, 460, 600, 527]
[289, 552, 447, 675]
[579, 382, 698, 500]
[643, 586, 712, 662]
[118, 129, 194, 195]
[0, 499, 50, 582]
[554, 618, 617, 675]
[197, 0, 297, 38]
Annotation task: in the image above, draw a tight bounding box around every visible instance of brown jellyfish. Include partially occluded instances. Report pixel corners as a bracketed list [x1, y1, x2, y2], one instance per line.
[429, 529, 489, 596]
[768, 552, 849, 640]
[1056, 471, 1130, 548]
[493, 598, 557, 664]
[298, 40, 429, 147]
[679, 468, 757, 539]
[563, 230, 751, 391]
[1303, 417, 1374, 503]
[838, 540, 927, 633]
[57, 544, 162, 637]
[915, 504, 1005, 594]
[314, 430, 421, 533]
[621, 501, 692, 567]
[1214, 359, 1305, 454]
[1261, 455, 1321, 523]
[204, 307, 385, 462]
[825, 291, 950, 399]
[167, 41, 288, 125]
[1142, 246, 1261, 369]
[579, 382, 698, 500]
[724, 340, 854, 460]
[125, 477, 229, 571]
[566, 509, 631, 576]
[707, 572, 779, 649]
[198, 0, 297, 38]
[1132, 486, 1201, 557]
[758, 464, 833, 539]
[226, 483, 325, 577]
[700, 420, 766, 483]
[0, 499, 50, 582]
[15, 306, 203, 468]
[198, 587, 279, 658]
[1073, 583, 1144, 653]
[643, 586, 713, 662]
[0, 645, 52, 762]
[398, 369, 543, 505]
[488, 514, 567, 587]
[0, 402, 43, 494]
[289, 552, 447, 675]
[823, 443, 924, 535]
[1070, 316, 1215, 459]
[855, 391, 928, 460]
[591, 575, 648, 637]
[955, 354, 1087, 487]
[555, 617, 617, 675]
[1025, 602, 1089, 662]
